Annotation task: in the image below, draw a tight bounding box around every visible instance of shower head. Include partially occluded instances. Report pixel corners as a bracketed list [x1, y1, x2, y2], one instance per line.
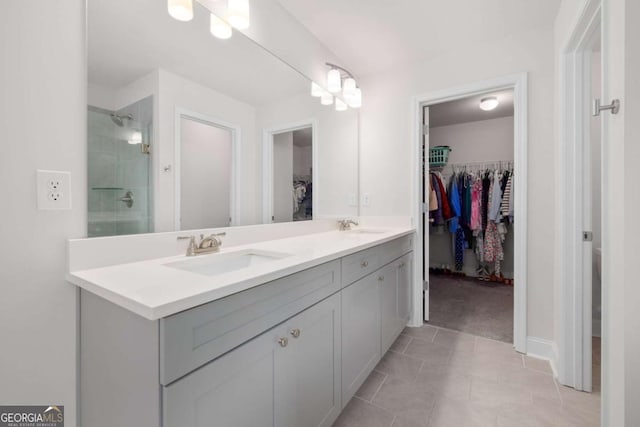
[110, 113, 133, 127]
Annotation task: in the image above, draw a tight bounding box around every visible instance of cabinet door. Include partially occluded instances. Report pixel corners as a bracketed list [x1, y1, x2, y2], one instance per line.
[379, 262, 399, 354]
[396, 253, 412, 330]
[163, 327, 281, 427]
[275, 293, 341, 427]
[341, 274, 380, 407]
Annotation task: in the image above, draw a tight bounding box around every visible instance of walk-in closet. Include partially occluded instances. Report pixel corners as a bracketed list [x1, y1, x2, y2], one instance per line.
[424, 90, 515, 343]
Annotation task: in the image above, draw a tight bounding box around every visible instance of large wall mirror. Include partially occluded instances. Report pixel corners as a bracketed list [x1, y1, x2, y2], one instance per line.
[87, 0, 359, 237]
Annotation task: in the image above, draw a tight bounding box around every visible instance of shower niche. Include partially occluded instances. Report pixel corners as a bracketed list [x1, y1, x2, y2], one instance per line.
[87, 96, 153, 237]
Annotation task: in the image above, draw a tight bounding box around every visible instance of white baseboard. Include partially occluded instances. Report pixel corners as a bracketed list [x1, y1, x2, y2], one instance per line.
[526, 336, 559, 378]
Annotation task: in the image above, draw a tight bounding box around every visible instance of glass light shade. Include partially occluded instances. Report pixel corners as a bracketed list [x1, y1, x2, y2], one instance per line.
[210, 14, 232, 39]
[342, 78, 357, 99]
[168, 0, 193, 21]
[335, 98, 348, 112]
[320, 92, 334, 106]
[327, 69, 342, 93]
[479, 96, 499, 111]
[311, 82, 323, 97]
[228, 0, 250, 30]
[347, 88, 362, 108]
[128, 131, 143, 145]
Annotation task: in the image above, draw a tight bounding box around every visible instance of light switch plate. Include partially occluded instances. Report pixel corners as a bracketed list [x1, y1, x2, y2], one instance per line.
[362, 193, 371, 207]
[348, 193, 357, 207]
[37, 170, 72, 210]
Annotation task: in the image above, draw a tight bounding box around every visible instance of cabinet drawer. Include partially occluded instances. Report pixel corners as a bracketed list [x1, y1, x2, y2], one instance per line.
[160, 260, 341, 385]
[341, 247, 380, 286]
[379, 235, 413, 266]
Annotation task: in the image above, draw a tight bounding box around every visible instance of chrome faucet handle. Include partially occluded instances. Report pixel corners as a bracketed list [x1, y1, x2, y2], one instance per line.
[177, 235, 197, 256]
[338, 219, 359, 231]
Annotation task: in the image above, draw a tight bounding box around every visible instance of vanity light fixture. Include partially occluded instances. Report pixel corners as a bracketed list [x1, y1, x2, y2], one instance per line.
[348, 88, 362, 109]
[327, 68, 342, 93]
[320, 91, 334, 106]
[342, 77, 357, 99]
[167, 0, 194, 21]
[210, 13, 232, 39]
[228, 0, 250, 30]
[335, 98, 348, 112]
[479, 96, 499, 111]
[311, 82, 323, 97]
[128, 131, 143, 145]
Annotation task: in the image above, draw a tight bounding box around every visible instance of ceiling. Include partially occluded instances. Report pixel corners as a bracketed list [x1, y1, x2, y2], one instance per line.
[277, 0, 561, 76]
[429, 89, 514, 128]
[88, 0, 308, 106]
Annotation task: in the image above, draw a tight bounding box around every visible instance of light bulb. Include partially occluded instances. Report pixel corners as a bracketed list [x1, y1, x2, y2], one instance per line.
[311, 82, 323, 97]
[479, 96, 499, 111]
[167, 0, 193, 21]
[335, 98, 348, 112]
[228, 0, 250, 30]
[347, 88, 362, 108]
[128, 131, 142, 145]
[320, 92, 334, 106]
[343, 78, 356, 99]
[327, 69, 341, 93]
[210, 13, 232, 39]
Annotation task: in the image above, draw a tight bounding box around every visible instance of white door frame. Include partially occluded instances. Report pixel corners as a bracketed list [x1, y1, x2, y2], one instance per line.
[410, 73, 529, 354]
[557, 0, 605, 395]
[262, 119, 318, 223]
[174, 107, 241, 230]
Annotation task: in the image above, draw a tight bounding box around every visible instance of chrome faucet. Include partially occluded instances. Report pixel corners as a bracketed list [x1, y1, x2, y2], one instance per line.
[178, 233, 226, 256]
[338, 219, 359, 231]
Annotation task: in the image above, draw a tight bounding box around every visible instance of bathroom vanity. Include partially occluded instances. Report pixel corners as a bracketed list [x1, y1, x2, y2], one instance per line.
[69, 227, 414, 427]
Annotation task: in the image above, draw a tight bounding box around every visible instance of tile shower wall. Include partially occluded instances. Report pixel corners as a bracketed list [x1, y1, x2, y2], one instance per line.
[87, 96, 152, 237]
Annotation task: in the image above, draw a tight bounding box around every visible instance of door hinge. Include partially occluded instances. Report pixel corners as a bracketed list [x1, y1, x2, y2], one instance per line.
[583, 231, 593, 242]
[422, 124, 430, 136]
[423, 280, 429, 291]
[141, 143, 151, 154]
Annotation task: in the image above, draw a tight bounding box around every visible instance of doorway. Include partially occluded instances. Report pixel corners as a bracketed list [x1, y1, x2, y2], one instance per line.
[175, 109, 239, 230]
[411, 73, 528, 353]
[424, 90, 515, 343]
[263, 120, 317, 224]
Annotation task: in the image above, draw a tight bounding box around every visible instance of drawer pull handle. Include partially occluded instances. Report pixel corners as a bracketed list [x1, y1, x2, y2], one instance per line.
[378, 276, 384, 281]
[290, 328, 301, 338]
[361, 261, 369, 268]
[278, 337, 289, 347]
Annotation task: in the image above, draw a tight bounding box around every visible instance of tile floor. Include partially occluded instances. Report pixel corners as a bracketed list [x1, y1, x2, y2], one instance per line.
[333, 324, 601, 427]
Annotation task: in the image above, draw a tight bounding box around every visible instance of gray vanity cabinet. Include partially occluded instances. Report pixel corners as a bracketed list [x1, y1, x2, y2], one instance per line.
[164, 293, 341, 427]
[380, 252, 413, 354]
[341, 272, 381, 407]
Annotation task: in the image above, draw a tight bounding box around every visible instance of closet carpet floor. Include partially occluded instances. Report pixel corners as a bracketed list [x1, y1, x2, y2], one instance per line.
[427, 275, 514, 343]
[333, 324, 601, 427]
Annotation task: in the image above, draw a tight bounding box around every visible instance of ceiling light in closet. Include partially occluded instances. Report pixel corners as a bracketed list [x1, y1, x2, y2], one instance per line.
[228, 0, 250, 30]
[210, 14, 232, 39]
[321, 91, 334, 106]
[311, 82, 324, 97]
[168, 0, 194, 21]
[335, 98, 348, 112]
[479, 96, 499, 111]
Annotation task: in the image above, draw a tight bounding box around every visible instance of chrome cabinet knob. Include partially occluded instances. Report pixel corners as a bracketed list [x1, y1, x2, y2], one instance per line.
[290, 328, 301, 338]
[278, 337, 289, 347]
[361, 261, 369, 268]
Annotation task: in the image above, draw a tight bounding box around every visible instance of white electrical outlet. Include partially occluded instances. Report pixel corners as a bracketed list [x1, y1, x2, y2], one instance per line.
[37, 170, 72, 210]
[362, 193, 371, 207]
[348, 193, 357, 207]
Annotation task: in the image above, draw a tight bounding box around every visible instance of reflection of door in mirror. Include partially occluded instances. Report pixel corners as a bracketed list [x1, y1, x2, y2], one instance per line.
[272, 127, 313, 223]
[87, 96, 153, 237]
[178, 116, 233, 230]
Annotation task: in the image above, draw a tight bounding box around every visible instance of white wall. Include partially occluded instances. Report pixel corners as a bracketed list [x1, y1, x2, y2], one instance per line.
[359, 26, 556, 341]
[273, 132, 294, 222]
[157, 69, 258, 230]
[0, 1, 86, 426]
[179, 118, 232, 230]
[428, 116, 515, 277]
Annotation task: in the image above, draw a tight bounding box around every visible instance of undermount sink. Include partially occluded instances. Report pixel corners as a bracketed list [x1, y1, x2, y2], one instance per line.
[164, 249, 291, 276]
[345, 229, 388, 235]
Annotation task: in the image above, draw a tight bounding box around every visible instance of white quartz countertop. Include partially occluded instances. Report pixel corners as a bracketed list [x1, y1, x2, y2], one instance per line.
[67, 227, 414, 320]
